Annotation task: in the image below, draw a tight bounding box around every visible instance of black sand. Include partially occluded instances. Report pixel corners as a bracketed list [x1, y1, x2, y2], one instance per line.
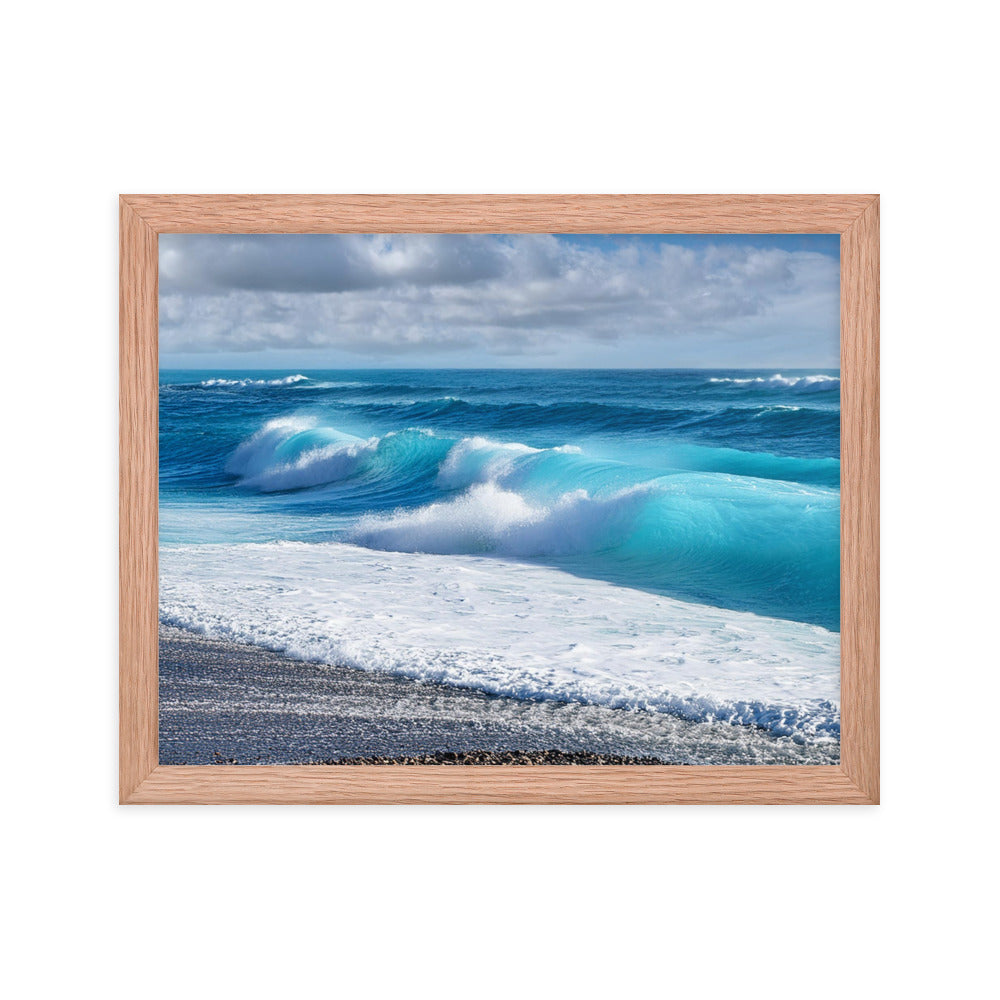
[158, 624, 839, 765]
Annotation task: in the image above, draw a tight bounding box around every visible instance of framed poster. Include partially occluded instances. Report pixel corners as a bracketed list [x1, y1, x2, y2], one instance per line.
[120, 194, 878, 803]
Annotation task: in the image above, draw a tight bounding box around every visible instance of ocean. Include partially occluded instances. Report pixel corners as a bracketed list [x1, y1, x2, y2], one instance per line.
[159, 368, 841, 750]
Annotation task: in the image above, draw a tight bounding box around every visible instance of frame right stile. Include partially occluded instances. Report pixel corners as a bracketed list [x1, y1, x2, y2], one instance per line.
[839, 196, 880, 803]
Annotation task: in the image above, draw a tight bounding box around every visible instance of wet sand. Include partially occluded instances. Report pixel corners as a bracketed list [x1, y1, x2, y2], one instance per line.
[158, 624, 839, 765]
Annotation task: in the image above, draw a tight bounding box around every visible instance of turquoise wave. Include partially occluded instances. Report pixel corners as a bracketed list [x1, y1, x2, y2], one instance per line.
[159, 369, 841, 629]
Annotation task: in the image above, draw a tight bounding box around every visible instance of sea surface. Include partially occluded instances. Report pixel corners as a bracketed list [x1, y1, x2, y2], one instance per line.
[159, 369, 841, 750]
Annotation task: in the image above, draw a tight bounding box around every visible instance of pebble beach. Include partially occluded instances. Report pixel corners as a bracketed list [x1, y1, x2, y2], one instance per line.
[159, 624, 840, 765]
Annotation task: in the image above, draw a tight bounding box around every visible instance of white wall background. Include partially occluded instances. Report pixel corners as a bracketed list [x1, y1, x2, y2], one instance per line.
[4, 2, 995, 996]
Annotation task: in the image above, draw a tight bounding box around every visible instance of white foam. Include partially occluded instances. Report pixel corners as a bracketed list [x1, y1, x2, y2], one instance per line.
[436, 435, 540, 489]
[435, 435, 583, 492]
[225, 416, 315, 472]
[752, 405, 802, 417]
[200, 374, 310, 388]
[352, 481, 654, 557]
[224, 417, 377, 492]
[160, 542, 840, 739]
[709, 373, 839, 393]
[250, 440, 379, 492]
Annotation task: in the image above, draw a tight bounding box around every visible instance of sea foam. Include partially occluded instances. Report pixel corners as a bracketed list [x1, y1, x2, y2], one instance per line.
[160, 542, 840, 741]
[224, 417, 379, 491]
[708, 373, 839, 392]
[352, 480, 655, 557]
[200, 374, 310, 388]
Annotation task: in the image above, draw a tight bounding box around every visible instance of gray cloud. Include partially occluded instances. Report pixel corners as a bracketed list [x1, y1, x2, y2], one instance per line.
[159, 234, 839, 363]
[160, 234, 513, 294]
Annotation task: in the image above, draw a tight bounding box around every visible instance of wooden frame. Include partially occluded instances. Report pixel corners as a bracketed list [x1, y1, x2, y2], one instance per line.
[120, 194, 879, 804]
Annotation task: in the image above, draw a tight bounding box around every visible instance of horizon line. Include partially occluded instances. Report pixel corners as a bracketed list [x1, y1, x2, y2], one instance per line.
[159, 364, 842, 372]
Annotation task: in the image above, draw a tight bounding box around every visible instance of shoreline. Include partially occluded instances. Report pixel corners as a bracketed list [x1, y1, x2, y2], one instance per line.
[159, 623, 839, 765]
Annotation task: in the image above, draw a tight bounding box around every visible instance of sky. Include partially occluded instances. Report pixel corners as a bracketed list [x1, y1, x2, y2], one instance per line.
[159, 233, 840, 369]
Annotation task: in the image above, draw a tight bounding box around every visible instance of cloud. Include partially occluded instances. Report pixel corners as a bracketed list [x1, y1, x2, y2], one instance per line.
[160, 234, 514, 294]
[159, 234, 839, 363]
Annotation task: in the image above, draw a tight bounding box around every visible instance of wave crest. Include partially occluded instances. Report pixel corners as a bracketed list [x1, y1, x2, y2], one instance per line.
[225, 419, 453, 493]
[225, 418, 376, 491]
[200, 374, 310, 388]
[352, 481, 655, 557]
[708, 373, 839, 393]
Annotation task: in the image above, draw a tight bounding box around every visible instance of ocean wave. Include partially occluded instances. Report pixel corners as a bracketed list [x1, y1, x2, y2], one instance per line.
[224, 417, 449, 493]
[225, 420, 378, 491]
[221, 420, 840, 625]
[348, 466, 840, 625]
[160, 542, 840, 741]
[226, 417, 838, 498]
[648, 441, 838, 486]
[352, 481, 656, 557]
[708, 373, 839, 393]
[225, 421, 593, 496]
[300, 380, 367, 390]
[321, 397, 839, 451]
[200, 374, 310, 388]
[753, 404, 801, 415]
[345, 431, 839, 627]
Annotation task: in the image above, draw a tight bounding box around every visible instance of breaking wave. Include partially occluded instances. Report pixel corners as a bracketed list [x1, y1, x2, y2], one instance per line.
[200, 374, 310, 388]
[218, 419, 840, 627]
[708, 373, 840, 393]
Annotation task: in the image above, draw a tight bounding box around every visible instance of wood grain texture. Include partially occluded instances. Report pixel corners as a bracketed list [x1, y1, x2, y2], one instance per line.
[840, 198, 880, 803]
[127, 765, 871, 805]
[120, 194, 875, 234]
[118, 194, 880, 804]
[119, 200, 159, 802]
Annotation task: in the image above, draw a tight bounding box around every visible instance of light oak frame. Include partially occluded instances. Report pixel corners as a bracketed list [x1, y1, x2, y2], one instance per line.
[120, 194, 879, 804]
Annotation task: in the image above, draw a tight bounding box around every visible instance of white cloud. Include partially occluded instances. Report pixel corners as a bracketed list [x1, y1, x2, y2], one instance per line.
[159, 234, 839, 366]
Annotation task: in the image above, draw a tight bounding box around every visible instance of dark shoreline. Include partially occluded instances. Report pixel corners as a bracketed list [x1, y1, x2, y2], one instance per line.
[306, 751, 670, 766]
[159, 623, 840, 766]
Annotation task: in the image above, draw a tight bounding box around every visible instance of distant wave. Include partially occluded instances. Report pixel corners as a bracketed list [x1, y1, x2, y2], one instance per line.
[306, 380, 367, 390]
[753, 404, 801, 415]
[200, 374, 310, 388]
[708, 373, 839, 393]
[323, 397, 839, 445]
